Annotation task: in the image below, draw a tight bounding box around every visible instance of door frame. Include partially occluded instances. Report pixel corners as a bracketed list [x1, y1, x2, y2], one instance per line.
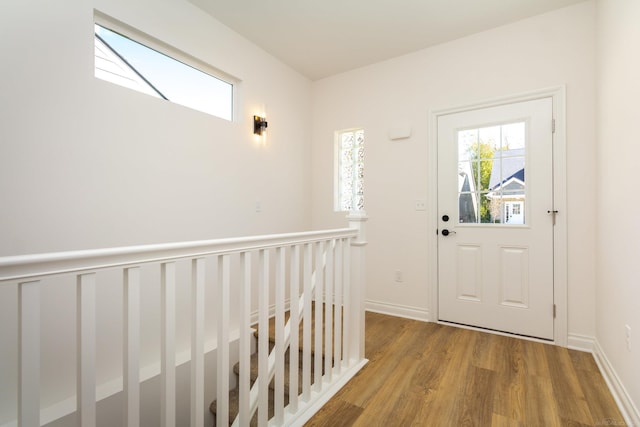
[427, 86, 567, 346]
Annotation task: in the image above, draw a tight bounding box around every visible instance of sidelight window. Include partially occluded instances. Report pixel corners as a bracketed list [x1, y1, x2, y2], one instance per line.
[335, 129, 365, 212]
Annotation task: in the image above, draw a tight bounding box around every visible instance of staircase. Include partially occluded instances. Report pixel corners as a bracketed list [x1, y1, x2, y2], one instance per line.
[1, 212, 367, 427]
[210, 303, 337, 426]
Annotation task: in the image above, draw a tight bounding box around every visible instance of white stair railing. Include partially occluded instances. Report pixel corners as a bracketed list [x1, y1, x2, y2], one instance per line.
[0, 213, 367, 427]
[234, 238, 335, 426]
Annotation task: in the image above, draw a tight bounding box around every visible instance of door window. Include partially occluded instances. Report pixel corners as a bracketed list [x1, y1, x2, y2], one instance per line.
[457, 122, 526, 224]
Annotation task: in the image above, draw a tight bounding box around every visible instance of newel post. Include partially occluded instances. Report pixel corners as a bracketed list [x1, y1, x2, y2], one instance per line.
[347, 210, 368, 362]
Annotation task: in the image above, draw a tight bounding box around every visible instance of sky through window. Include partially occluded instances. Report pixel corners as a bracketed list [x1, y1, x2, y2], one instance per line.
[95, 24, 233, 121]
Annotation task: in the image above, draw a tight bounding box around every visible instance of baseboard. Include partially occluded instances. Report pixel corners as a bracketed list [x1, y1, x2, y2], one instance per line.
[567, 333, 596, 352]
[365, 299, 430, 322]
[568, 334, 640, 426]
[250, 299, 291, 326]
[591, 339, 640, 426]
[287, 359, 369, 427]
[253, 299, 430, 325]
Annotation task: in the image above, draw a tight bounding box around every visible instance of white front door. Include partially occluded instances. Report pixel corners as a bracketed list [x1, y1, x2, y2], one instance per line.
[437, 97, 554, 340]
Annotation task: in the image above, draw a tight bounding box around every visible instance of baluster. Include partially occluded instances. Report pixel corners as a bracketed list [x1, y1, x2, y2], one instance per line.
[237, 252, 251, 426]
[123, 267, 141, 426]
[191, 258, 205, 427]
[257, 249, 269, 426]
[19, 280, 40, 427]
[314, 241, 324, 392]
[160, 263, 176, 427]
[333, 240, 343, 375]
[302, 243, 312, 400]
[324, 240, 334, 383]
[342, 238, 351, 370]
[77, 274, 96, 427]
[274, 247, 286, 424]
[288, 245, 300, 412]
[216, 255, 230, 427]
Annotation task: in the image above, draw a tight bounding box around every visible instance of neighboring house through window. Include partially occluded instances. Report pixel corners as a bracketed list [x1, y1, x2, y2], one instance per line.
[458, 122, 526, 224]
[486, 148, 526, 224]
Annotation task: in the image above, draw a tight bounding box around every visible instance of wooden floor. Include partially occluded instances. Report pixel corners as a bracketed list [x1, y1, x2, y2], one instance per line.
[305, 312, 625, 427]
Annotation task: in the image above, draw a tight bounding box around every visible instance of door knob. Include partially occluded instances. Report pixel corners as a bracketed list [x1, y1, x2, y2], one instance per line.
[441, 229, 456, 236]
[442, 215, 450, 222]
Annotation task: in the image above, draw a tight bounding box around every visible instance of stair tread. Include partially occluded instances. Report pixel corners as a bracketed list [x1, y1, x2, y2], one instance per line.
[210, 387, 276, 427]
[255, 303, 343, 358]
[234, 351, 315, 395]
[211, 303, 342, 425]
[210, 383, 295, 427]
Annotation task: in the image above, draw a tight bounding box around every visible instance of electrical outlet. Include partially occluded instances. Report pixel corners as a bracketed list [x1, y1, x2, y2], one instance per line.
[394, 270, 403, 283]
[414, 200, 427, 211]
[625, 324, 631, 352]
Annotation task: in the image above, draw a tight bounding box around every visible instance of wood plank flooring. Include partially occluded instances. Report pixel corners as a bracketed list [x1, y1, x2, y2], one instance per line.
[305, 312, 625, 427]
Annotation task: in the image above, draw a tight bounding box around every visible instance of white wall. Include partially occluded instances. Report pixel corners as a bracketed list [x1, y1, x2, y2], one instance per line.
[596, 0, 640, 417]
[8, 0, 640, 423]
[0, 0, 312, 258]
[311, 2, 597, 335]
[0, 0, 312, 424]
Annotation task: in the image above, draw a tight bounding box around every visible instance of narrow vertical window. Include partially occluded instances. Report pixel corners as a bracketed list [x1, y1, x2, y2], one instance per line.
[336, 129, 365, 212]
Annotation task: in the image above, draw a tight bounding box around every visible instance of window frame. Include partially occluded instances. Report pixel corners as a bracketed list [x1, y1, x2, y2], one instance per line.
[94, 11, 238, 121]
[334, 128, 365, 212]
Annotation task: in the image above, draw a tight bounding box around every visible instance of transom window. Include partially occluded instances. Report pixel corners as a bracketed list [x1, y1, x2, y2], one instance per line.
[457, 122, 526, 224]
[336, 129, 365, 212]
[94, 21, 233, 121]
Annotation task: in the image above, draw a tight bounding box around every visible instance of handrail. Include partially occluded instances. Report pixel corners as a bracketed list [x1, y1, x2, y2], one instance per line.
[0, 228, 357, 282]
[3, 216, 367, 427]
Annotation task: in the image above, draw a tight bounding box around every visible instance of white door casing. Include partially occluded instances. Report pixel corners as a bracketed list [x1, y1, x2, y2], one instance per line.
[436, 96, 566, 340]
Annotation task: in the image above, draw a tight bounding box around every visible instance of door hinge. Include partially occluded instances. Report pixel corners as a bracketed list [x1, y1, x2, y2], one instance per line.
[553, 304, 557, 318]
[552, 119, 556, 134]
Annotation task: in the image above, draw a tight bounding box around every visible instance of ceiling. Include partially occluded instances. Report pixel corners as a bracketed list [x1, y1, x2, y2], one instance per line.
[188, 0, 587, 81]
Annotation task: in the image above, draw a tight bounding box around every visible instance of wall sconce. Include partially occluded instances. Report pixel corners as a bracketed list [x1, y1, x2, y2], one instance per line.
[254, 115, 268, 135]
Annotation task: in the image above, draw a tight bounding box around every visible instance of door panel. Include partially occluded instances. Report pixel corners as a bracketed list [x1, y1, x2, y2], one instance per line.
[499, 246, 529, 308]
[437, 98, 554, 340]
[457, 245, 482, 302]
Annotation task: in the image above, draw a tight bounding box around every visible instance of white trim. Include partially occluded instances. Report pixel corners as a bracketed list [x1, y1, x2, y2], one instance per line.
[0, 228, 357, 282]
[427, 86, 568, 346]
[93, 10, 241, 122]
[592, 340, 640, 426]
[580, 337, 640, 427]
[365, 299, 430, 322]
[567, 333, 596, 353]
[550, 86, 568, 347]
[287, 359, 368, 427]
